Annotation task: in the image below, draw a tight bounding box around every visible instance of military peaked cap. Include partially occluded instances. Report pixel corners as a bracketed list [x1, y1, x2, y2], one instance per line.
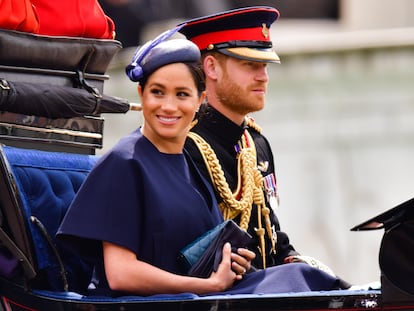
[178, 6, 280, 63]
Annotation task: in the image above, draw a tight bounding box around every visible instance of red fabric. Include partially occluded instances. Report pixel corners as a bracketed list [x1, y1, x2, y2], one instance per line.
[30, 0, 115, 39]
[191, 27, 271, 51]
[0, 0, 40, 33]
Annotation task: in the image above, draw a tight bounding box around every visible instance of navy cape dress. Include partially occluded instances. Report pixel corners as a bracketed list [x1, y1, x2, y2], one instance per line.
[57, 129, 341, 296]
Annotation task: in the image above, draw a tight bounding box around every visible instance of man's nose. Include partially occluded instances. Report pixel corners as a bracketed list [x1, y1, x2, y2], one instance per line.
[256, 66, 269, 82]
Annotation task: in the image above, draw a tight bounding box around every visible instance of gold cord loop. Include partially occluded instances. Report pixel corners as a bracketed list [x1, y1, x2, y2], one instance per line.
[187, 118, 277, 267]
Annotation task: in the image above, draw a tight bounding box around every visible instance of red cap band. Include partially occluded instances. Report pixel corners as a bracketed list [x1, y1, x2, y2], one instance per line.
[190, 26, 271, 51]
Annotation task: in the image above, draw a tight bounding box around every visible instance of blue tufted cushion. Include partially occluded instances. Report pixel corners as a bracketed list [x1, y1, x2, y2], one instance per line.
[3, 146, 99, 292]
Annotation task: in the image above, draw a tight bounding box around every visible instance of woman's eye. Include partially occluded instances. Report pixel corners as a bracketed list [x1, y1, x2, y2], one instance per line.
[177, 91, 190, 97]
[150, 89, 163, 95]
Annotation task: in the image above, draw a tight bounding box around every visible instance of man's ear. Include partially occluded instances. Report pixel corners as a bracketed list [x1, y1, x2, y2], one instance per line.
[203, 55, 219, 80]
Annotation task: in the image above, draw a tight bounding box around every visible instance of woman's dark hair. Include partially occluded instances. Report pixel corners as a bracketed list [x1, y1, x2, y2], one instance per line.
[186, 61, 205, 96]
[139, 61, 205, 96]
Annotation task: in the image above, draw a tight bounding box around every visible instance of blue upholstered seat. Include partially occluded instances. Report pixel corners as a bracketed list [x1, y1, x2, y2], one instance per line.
[0, 145, 382, 308]
[2, 145, 99, 292]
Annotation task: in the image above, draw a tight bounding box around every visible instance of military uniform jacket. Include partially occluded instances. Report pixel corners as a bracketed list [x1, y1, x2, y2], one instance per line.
[185, 104, 299, 268]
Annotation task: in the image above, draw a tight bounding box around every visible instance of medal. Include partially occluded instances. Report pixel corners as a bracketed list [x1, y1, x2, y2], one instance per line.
[264, 173, 278, 213]
[269, 195, 279, 211]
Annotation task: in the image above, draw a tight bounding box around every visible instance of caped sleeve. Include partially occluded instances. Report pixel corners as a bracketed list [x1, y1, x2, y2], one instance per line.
[57, 148, 144, 262]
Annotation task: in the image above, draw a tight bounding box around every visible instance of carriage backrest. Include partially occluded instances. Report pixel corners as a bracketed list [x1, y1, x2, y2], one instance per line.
[0, 145, 99, 292]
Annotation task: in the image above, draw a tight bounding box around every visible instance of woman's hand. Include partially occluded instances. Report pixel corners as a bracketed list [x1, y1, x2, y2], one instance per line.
[231, 247, 256, 279]
[208, 242, 238, 291]
[103, 241, 245, 295]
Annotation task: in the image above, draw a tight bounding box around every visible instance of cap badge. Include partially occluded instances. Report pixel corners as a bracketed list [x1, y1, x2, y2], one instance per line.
[261, 23, 269, 39]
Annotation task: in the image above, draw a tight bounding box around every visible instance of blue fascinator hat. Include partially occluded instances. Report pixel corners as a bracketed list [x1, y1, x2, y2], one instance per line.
[126, 25, 201, 83]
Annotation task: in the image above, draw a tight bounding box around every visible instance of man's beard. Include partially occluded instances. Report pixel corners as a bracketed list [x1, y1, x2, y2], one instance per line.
[216, 71, 266, 117]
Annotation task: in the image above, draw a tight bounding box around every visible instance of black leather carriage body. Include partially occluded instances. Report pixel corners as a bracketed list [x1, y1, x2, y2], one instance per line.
[0, 29, 122, 154]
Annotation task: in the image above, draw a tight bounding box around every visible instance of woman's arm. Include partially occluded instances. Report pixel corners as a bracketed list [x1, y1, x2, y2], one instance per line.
[103, 241, 239, 295]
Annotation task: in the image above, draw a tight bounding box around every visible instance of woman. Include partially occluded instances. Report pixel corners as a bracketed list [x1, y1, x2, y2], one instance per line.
[57, 29, 341, 297]
[57, 31, 254, 296]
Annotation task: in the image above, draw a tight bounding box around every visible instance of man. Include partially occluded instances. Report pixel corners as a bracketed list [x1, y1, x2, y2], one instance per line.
[179, 7, 349, 286]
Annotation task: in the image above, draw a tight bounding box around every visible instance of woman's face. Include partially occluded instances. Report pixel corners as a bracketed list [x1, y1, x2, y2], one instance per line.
[139, 63, 205, 153]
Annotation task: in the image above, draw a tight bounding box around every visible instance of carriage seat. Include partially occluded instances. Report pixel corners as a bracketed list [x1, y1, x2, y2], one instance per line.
[0, 145, 384, 308]
[0, 145, 99, 292]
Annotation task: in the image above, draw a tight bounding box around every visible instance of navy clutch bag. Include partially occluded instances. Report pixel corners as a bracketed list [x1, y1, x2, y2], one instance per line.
[179, 220, 252, 278]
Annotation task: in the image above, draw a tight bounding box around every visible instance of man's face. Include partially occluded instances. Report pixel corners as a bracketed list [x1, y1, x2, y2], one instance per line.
[215, 56, 269, 116]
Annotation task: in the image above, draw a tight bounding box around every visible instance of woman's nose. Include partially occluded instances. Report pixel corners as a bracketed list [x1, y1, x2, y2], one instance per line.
[161, 95, 177, 111]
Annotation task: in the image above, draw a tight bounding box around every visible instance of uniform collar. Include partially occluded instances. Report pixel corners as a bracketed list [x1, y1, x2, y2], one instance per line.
[195, 104, 246, 146]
